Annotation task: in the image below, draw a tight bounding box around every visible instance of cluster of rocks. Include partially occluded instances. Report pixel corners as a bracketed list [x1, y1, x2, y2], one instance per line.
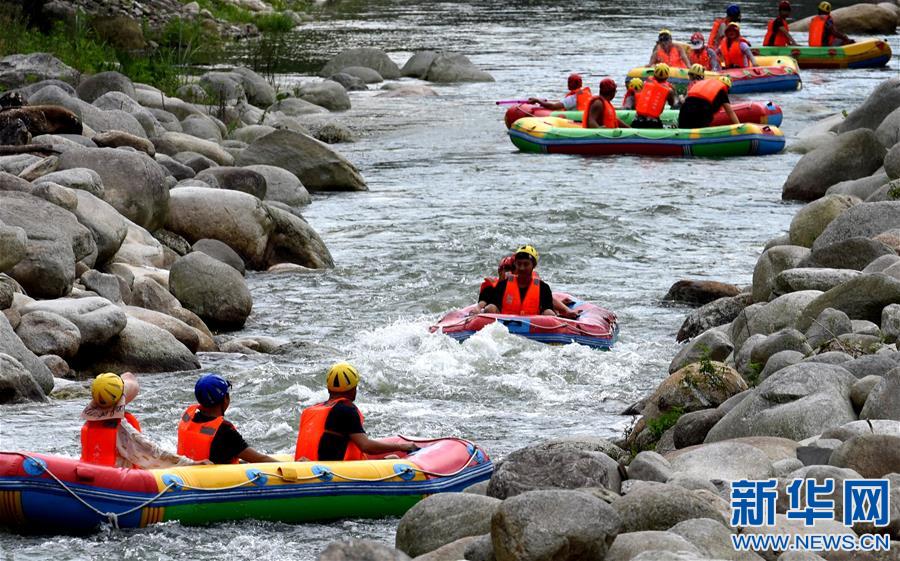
[0, 53, 365, 403]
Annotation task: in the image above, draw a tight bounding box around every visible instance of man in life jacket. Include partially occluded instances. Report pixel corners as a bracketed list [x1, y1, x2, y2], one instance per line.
[527, 73, 593, 112]
[482, 245, 570, 317]
[688, 31, 721, 71]
[475, 254, 516, 314]
[81, 372, 199, 469]
[649, 29, 691, 68]
[808, 2, 853, 47]
[622, 78, 643, 109]
[678, 75, 740, 129]
[718, 22, 757, 69]
[584, 78, 629, 129]
[632, 63, 679, 129]
[686, 64, 707, 93]
[294, 363, 419, 462]
[177, 373, 277, 464]
[709, 4, 741, 48]
[764, 1, 798, 47]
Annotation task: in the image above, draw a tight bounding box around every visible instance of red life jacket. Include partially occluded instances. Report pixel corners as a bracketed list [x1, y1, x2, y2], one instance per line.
[719, 38, 747, 68]
[655, 45, 687, 68]
[689, 48, 712, 70]
[294, 397, 366, 461]
[687, 78, 728, 103]
[635, 79, 670, 119]
[709, 18, 725, 48]
[480, 277, 499, 293]
[80, 412, 142, 467]
[808, 15, 832, 47]
[177, 404, 238, 463]
[567, 86, 594, 112]
[500, 274, 541, 315]
[582, 96, 618, 129]
[764, 17, 790, 47]
[621, 89, 636, 109]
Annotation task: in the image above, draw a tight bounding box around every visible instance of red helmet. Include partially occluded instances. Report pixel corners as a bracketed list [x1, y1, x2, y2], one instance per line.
[567, 73, 583, 90]
[778, 0, 791, 10]
[599, 78, 616, 94]
[498, 255, 516, 274]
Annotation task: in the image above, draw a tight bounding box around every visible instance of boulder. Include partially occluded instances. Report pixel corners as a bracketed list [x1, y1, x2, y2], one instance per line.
[294, 80, 351, 111]
[195, 167, 267, 199]
[230, 67, 276, 107]
[395, 493, 500, 557]
[838, 78, 900, 134]
[31, 181, 77, 211]
[237, 129, 366, 192]
[33, 168, 104, 199]
[401, 51, 439, 78]
[0, 220, 26, 273]
[69, 190, 129, 266]
[884, 304, 900, 343]
[626, 451, 673, 483]
[266, 97, 328, 117]
[92, 91, 165, 138]
[844, 352, 900, 380]
[486, 438, 623, 499]
[76, 71, 135, 103]
[229, 125, 276, 145]
[0, 313, 53, 394]
[670, 517, 765, 561]
[174, 152, 217, 173]
[133, 88, 204, 121]
[852, 375, 884, 412]
[130, 276, 180, 314]
[319, 539, 411, 561]
[672, 408, 723, 449]
[264, 205, 334, 269]
[742, 515, 856, 560]
[191, 239, 245, 274]
[310, 122, 354, 144]
[29, 85, 145, 138]
[0, 353, 46, 404]
[0, 53, 79, 89]
[749, 329, 812, 366]
[411, 536, 481, 561]
[643, 361, 747, 423]
[884, 143, 900, 180]
[80, 270, 123, 303]
[829, 434, 900, 478]
[336, 66, 382, 83]
[180, 114, 223, 143]
[877, 106, 900, 148]
[821, 419, 900, 441]
[424, 52, 494, 83]
[826, 171, 889, 200]
[376, 85, 439, 98]
[735, 333, 767, 377]
[18, 155, 59, 182]
[860, 367, 900, 420]
[664, 280, 741, 306]
[168, 252, 252, 330]
[15, 311, 80, 358]
[752, 246, 811, 303]
[864, 254, 900, 274]
[666, 440, 774, 481]
[328, 72, 367, 91]
[198, 71, 245, 103]
[669, 328, 733, 373]
[804, 307, 853, 349]
[21, 296, 126, 345]
[813, 201, 900, 250]
[677, 293, 752, 342]
[156, 153, 196, 180]
[802, 237, 895, 271]
[782, 129, 886, 202]
[83, 316, 199, 375]
[109, 220, 168, 269]
[796, 274, 900, 331]
[774, 268, 862, 296]
[611, 482, 726, 532]
[491, 489, 622, 561]
[732, 291, 822, 353]
[605, 531, 701, 561]
[704, 362, 857, 443]
[319, 48, 401, 79]
[153, 132, 234, 166]
[242, 164, 311, 206]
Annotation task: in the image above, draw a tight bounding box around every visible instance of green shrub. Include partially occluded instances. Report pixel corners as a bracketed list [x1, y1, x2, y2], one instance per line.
[646, 407, 684, 439]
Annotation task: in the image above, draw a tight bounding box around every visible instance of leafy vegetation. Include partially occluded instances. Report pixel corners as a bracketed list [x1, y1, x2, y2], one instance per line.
[188, 0, 297, 32]
[646, 407, 684, 440]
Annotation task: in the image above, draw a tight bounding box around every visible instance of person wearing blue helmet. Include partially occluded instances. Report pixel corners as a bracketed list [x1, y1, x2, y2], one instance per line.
[177, 373, 277, 464]
[709, 4, 741, 48]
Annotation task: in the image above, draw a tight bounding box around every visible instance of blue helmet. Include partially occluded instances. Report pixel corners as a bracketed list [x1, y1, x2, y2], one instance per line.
[726, 4, 741, 16]
[195, 373, 231, 407]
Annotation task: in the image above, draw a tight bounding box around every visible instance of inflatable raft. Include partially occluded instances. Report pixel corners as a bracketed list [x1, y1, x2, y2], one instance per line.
[0, 437, 491, 533]
[508, 116, 785, 158]
[503, 101, 783, 129]
[431, 293, 619, 349]
[627, 57, 801, 94]
[752, 39, 891, 69]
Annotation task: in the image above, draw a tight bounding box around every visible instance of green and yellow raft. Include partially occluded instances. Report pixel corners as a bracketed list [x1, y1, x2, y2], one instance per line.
[752, 39, 891, 68]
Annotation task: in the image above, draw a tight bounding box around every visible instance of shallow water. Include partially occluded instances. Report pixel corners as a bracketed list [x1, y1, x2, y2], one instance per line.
[2, 0, 897, 558]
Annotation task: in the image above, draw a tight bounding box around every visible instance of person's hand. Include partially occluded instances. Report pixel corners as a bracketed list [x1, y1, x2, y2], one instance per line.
[192, 459, 213, 466]
[405, 443, 420, 453]
[527, 97, 539, 104]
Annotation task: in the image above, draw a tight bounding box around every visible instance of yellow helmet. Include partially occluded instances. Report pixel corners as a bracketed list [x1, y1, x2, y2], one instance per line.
[92, 373, 124, 407]
[515, 245, 539, 263]
[327, 362, 359, 392]
[717, 75, 733, 89]
[688, 64, 706, 79]
[818, 1, 831, 12]
[653, 63, 670, 80]
[627, 78, 644, 91]
[658, 28, 672, 39]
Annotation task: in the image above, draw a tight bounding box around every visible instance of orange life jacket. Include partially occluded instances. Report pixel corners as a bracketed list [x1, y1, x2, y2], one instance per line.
[294, 397, 366, 461]
[621, 89, 636, 109]
[500, 274, 541, 315]
[567, 86, 594, 112]
[655, 45, 687, 68]
[719, 38, 747, 68]
[80, 412, 141, 467]
[689, 48, 712, 70]
[635, 79, 670, 119]
[709, 18, 725, 48]
[177, 404, 238, 463]
[687, 78, 728, 103]
[808, 15, 832, 47]
[480, 277, 499, 293]
[582, 96, 618, 129]
[764, 17, 790, 47]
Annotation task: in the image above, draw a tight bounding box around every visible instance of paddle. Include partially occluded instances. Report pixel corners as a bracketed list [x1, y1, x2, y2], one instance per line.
[495, 99, 541, 105]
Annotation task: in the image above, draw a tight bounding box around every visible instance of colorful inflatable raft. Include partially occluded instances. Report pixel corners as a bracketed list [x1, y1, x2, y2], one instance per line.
[508, 117, 785, 158]
[0, 436, 491, 534]
[627, 57, 801, 94]
[503, 101, 783, 129]
[752, 39, 891, 69]
[431, 293, 619, 349]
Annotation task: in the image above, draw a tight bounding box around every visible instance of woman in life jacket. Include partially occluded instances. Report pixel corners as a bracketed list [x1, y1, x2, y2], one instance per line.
[584, 78, 629, 129]
[688, 31, 721, 71]
[718, 22, 757, 69]
[649, 29, 691, 68]
[527, 73, 593, 112]
[764, 1, 798, 47]
[476, 255, 516, 314]
[808, 1, 853, 46]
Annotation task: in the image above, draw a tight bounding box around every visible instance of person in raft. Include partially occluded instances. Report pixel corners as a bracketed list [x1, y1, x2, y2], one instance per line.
[808, 1, 853, 46]
[718, 22, 757, 69]
[678, 75, 740, 129]
[709, 4, 742, 48]
[648, 29, 691, 68]
[527, 73, 593, 112]
[621, 78, 643, 109]
[764, 1, 798, 47]
[81, 372, 202, 469]
[584, 78, 630, 129]
[177, 373, 278, 464]
[481, 245, 577, 319]
[295, 362, 420, 462]
[686, 63, 707, 91]
[632, 63, 679, 129]
[688, 32, 721, 71]
[476, 254, 516, 313]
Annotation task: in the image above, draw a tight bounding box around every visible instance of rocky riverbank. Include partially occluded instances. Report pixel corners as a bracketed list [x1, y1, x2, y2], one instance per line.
[313, 81, 900, 561]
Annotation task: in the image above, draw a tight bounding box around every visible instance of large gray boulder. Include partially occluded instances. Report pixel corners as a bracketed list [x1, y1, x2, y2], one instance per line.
[197, 71, 245, 103]
[0, 313, 53, 395]
[804, 307, 853, 349]
[812, 201, 900, 250]
[424, 52, 494, 83]
[15, 311, 81, 358]
[749, 329, 812, 367]
[0, 220, 26, 273]
[0, 53, 79, 89]
[672, 409, 724, 449]
[774, 268, 862, 295]
[666, 440, 775, 481]
[0, 353, 46, 404]
[670, 518, 765, 561]
[884, 303, 900, 343]
[732, 291, 822, 353]
[237, 129, 367, 192]
[180, 114, 223, 142]
[626, 451, 673, 483]
[752, 246, 811, 303]
[153, 132, 234, 166]
[669, 328, 733, 373]
[826, 171, 889, 200]
[829, 434, 900, 478]
[265, 204, 334, 269]
[243, 164, 311, 206]
[883, 143, 900, 179]
[21, 296, 127, 345]
[801, 237, 895, 271]
[401, 51, 439, 78]
[56, 148, 169, 231]
[838, 78, 900, 134]
[33, 168, 104, 199]
[642, 362, 747, 424]
[843, 352, 900, 379]
[29, 85, 146, 138]
[677, 293, 752, 342]
[395, 493, 500, 557]
[337, 66, 383, 83]
[860, 367, 900, 420]
[85, 316, 199, 375]
[796, 274, 900, 331]
[319, 539, 411, 561]
[486, 438, 622, 499]
[194, 167, 267, 199]
[295, 80, 351, 111]
[70, 190, 129, 266]
[782, 129, 886, 202]
[611, 482, 726, 532]
[76, 71, 135, 103]
[319, 48, 401, 79]
[605, 531, 701, 561]
[741, 515, 856, 560]
[230, 67, 276, 107]
[92, 91, 166, 138]
[168, 252, 252, 330]
[265, 97, 328, 117]
[0, 191, 94, 298]
[664, 280, 741, 307]
[876, 105, 900, 148]
[491, 489, 622, 561]
[705, 362, 857, 442]
[192, 239, 245, 274]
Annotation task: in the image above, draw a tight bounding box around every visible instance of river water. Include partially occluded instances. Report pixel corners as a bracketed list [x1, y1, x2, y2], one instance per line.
[1, 0, 896, 558]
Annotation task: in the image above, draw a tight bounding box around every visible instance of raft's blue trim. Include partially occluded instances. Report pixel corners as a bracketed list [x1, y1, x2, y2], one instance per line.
[450, 323, 619, 350]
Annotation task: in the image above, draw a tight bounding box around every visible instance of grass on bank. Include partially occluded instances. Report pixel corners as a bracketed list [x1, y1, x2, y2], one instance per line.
[187, 0, 299, 32]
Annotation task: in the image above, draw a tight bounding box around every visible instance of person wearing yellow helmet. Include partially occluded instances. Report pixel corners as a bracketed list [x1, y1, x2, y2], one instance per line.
[295, 363, 419, 462]
[81, 372, 203, 469]
[622, 78, 643, 110]
[718, 22, 757, 69]
[678, 73, 740, 129]
[809, 1, 853, 46]
[649, 28, 691, 68]
[481, 245, 576, 318]
[632, 63, 680, 129]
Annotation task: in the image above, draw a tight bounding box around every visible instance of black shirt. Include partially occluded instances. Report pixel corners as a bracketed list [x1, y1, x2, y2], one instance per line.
[478, 279, 497, 304]
[485, 278, 554, 313]
[192, 411, 248, 464]
[766, 18, 785, 46]
[318, 401, 366, 461]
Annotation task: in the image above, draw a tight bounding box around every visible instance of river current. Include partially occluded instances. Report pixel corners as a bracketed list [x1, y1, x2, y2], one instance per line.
[1, 0, 896, 558]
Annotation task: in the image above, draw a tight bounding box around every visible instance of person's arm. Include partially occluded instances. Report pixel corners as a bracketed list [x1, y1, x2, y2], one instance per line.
[741, 43, 757, 67]
[349, 433, 418, 455]
[780, 26, 798, 46]
[538, 282, 556, 316]
[484, 279, 505, 312]
[116, 422, 205, 469]
[723, 102, 740, 125]
[679, 45, 692, 67]
[238, 447, 278, 463]
[649, 45, 659, 65]
[617, 118, 630, 129]
[709, 49, 722, 71]
[585, 100, 601, 128]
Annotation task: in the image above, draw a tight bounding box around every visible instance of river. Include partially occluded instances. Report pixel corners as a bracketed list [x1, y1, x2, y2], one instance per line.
[1, 0, 896, 558]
